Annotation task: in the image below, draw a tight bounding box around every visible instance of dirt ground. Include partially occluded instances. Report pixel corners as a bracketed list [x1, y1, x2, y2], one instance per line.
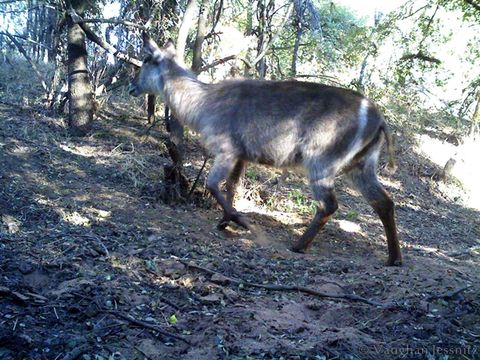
[0, 98, 479, 360]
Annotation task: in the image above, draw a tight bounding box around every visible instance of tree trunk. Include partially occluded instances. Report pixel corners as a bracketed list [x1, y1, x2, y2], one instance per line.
[32, 1, 39, 60]
[66, 14, 93, 136]
[256, 0, 267, 79]
[46, 14, 65, 109]
[38, 3, 46, 61]
[176, 0, 197, 61]
[46, 6, 57, 62]
[291, 0, 306, 77]
[192, 0, 208, 73]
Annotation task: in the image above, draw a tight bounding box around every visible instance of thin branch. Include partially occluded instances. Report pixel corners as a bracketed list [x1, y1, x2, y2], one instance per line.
[6, 33, 52, 50]
[198, 54, 236, 72]
[74, 17, 148, 31]
[250, 2, 294, 68]
[400, 51, 441, 64]
[418, 5, 439, 49]
[427, 285, 473, 301]
[400, 4, 430, 20]
[0, 31, 48, 92]
[204, 0, 223, 40]
[81, 24, 142, 67]
[179, 259, 400, 309]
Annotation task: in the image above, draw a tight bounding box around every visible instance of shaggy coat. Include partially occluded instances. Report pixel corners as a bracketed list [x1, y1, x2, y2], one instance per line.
[129, 35, 402, 266]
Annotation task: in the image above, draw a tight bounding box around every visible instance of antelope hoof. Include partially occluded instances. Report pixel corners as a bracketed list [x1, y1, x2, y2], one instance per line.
[217, 216, 229, 230]
[217, 212, 250, 230]
[386, 257, 403, 266]
[231, 213, 250, 230]
[290, 241, 308, 254]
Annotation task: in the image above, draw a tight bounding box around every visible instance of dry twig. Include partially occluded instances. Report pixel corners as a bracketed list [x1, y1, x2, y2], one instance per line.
[108, 310, 190, 344]
[427, 285, 473, 302]
[178, 259, 399, 308]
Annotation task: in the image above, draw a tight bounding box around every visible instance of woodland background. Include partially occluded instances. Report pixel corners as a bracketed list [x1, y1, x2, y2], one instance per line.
[0, 0, 479, 359]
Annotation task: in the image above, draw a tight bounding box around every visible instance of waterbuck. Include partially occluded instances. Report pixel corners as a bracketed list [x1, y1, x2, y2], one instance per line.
[129, 34, 402, 266]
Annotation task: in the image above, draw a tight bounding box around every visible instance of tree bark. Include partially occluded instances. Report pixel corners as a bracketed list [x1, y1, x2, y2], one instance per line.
[192, 0, 208, 73]
[251, 2, 293, 76]
[291, 1, 306, 77]
[66, 13, 93, 136]
[256, 0, 267, 78]
[176, 0, 197, 61]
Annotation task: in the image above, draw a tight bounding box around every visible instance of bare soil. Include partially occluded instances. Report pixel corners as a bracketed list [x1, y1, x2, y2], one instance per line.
[0, 100, 479, 360]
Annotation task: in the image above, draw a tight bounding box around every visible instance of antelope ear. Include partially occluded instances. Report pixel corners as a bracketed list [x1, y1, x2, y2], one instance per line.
[163, 38, 177, 56]
[142, 32, 161, 56]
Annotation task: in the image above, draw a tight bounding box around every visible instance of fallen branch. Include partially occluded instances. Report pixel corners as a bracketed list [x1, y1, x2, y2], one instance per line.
[427, 285, 473, 302]
[108, 310, 190, 344]
[0, 31, 48, 92]
[178, 259, 395, 308]
[448, 246, 480, 258]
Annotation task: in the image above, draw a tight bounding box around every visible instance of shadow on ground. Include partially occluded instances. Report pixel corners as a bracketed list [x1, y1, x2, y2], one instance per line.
[0, 100, 479, 359]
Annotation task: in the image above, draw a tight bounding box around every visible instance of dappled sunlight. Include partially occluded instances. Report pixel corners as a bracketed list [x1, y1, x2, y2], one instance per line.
[237, 196, 308, 227]
[416, 132, 480, 210]
[60, 210, 91, 227]
[58, 143, 98, 157]
[333, 219, 364, 234]
[1, 0, 479, 357]
[378, 176, 403, 191]
[35, 196, 112, 227]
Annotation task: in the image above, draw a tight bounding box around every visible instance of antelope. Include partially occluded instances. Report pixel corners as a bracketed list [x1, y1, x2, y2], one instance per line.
[129, 33, 402, 266]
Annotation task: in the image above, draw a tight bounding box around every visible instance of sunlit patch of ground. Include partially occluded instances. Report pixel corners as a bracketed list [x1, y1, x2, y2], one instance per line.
[1, 100, 479, 360]
[416, 132, 480, 210]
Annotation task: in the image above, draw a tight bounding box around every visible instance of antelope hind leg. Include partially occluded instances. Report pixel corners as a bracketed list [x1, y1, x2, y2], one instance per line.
[291, 177, 338, 253]
[349, 163, 402, 266]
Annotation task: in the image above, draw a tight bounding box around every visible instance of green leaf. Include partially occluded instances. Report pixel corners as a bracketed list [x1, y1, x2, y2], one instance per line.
[169, 314, 177, 325]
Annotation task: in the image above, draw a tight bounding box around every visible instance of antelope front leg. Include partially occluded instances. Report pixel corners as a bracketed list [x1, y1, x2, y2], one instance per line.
[207, 155, 250, 230]
[218, 160, 246, 229]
